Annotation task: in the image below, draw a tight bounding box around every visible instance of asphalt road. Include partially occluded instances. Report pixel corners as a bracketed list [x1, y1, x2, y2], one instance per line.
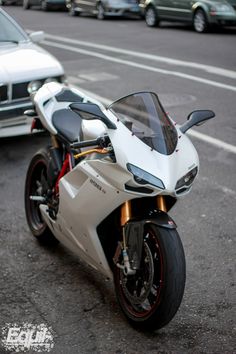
[0, 6, 236, 354]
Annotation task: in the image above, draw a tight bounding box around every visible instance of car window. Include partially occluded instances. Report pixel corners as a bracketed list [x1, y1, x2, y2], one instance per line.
[0, 12, 28, 43]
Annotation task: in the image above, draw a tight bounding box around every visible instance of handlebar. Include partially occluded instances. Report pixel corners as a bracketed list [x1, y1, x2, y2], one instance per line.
[70, 135, 110, 149]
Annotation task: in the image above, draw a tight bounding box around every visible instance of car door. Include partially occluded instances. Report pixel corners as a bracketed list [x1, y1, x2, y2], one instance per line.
[171, 0, 192, 21]
[156, 0, 182, 20]
[77, 0, 96, 13]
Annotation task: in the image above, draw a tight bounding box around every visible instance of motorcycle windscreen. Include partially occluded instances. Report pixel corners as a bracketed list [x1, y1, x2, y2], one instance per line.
[109, 92, 178, 155]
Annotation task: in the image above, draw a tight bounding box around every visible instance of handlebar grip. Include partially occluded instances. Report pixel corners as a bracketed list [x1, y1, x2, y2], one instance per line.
[70, 138, 99, 149]
[70, 136, 108, 149]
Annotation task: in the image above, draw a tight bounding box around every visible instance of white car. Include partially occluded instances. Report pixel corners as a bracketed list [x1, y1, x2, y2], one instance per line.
[0, 8, 66, 137]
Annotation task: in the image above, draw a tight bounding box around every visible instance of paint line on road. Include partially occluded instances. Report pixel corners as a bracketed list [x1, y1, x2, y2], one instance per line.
[200, 176, 236, 198]
[43, 39, 236, 93]
[44, 33, 236, 80]
[187, 130, 236, 154]
[70, 83, 236, 155]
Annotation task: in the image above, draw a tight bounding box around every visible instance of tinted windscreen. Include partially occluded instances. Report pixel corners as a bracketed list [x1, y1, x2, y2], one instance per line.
[109, 92, 178, 155]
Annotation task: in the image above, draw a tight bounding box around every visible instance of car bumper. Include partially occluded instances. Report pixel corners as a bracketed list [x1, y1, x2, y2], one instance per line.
[209, 12, 236, 25]
[105, 5, 140, 17]
[0, 117, 32, 138]
[0, 100, 33, 138]
[46, 0, 65, 4]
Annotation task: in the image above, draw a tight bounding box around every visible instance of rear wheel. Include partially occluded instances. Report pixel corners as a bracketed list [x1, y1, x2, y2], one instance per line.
[25, 149, 58, 245]
[41, 0, 50, 11]
[114, 224, 186, 330]
[23, 0, 31, 9]
[145, 6, 159, 27]
[69, 2, 79, 16]
[97, 3, 105, 20]
[193, 9, 209, 33]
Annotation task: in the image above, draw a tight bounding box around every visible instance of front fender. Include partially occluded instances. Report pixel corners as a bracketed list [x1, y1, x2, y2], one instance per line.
[124, 212, 176, 270]
[192, 2, 211, 21]
[145, 210, 177, 229]
[142, 0, 153, 10]
[128, 210, 177, 230]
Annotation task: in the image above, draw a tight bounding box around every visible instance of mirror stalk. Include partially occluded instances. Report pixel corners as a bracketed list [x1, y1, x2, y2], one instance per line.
[180, 110, 215, 133]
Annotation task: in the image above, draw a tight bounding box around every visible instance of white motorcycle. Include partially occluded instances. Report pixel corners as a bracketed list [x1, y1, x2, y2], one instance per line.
[24, 82, 215, 330]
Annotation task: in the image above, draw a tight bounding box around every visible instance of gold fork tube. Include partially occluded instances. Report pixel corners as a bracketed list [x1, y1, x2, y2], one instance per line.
[51, 135, 59, 148]
[120, 201, 132, 227]
[157, 195, 167, 212]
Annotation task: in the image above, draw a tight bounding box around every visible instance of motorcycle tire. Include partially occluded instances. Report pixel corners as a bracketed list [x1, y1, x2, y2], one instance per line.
[114, 224, 185, 330]
[25, 148, 58, 245]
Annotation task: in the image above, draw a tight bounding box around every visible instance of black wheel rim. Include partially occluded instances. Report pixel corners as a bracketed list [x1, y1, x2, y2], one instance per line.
[26, 159, 48, 233]
[118, 228, 164, 318]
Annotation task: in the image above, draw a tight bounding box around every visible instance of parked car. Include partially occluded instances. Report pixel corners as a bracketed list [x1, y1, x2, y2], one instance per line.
[22, 0, 66, 11]
[0, 0, 22, 5]
[0, 8, 66, 137]
[139, 0, 236, 32]
[66, 0, 141, 19]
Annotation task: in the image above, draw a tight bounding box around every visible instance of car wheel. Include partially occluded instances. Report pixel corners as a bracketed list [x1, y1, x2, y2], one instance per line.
[97, 3, 105, 20]
[41, 0, 50, 11]
[69, 2, 79, 16]
[23, 0, 31, 9]
[193, 9, 208, 33]
[145, 5, 159, 27]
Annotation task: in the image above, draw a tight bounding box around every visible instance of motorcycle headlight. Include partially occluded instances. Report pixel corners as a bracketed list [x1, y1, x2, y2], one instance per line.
[127, 163, 165, 190]
[175, 167, 198, 191]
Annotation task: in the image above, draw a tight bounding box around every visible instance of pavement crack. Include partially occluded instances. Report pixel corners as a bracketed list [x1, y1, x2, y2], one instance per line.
[83, 302, 101, 313]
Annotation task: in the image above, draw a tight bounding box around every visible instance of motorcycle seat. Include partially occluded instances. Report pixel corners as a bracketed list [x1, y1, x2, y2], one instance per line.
[52, 108, 83, 143]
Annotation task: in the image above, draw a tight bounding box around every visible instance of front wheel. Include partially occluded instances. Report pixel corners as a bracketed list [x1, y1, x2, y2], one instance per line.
[25, 148, 58, 245]
[145, 6, 159, 27]
[114, 224, 186, 330]
[193, 9, 209, 33]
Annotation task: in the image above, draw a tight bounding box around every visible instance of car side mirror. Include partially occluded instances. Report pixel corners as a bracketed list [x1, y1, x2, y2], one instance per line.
[29, 31, 45, 43]
[180, 110, 215, 133]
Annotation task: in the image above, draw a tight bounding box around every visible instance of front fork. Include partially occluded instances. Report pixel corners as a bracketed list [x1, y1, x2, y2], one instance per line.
[114, 197, 167, 275]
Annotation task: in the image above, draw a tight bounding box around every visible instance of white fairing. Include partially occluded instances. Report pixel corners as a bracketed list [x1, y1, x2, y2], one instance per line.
[81, 120, 106, 140]
[34, 82, 106, 136]
[35, 83, 199, 279]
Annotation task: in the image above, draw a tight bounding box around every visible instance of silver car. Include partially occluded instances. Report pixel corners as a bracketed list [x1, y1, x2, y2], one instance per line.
[0, 8, 65, 137]
[66, 0, 141, 19]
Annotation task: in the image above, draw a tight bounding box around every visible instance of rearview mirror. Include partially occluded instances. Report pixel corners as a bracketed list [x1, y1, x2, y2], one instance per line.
[70, 102, 116, 130]
[180, 110, 215, 133]
[29, 31, 45, 43]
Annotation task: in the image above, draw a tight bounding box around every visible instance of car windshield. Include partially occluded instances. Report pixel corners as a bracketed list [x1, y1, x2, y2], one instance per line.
[109, 92, 178, 155]
[0, 12, 27, 44]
